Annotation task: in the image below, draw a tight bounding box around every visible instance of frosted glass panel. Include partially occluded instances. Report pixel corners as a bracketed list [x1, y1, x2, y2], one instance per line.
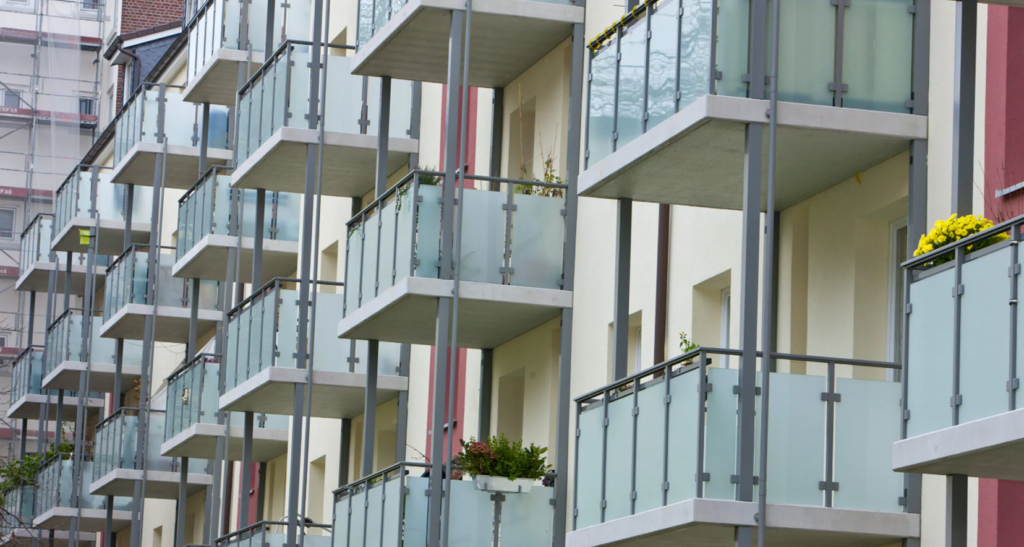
[325, 56, 362, 135]
[501, 487, 554, 545]
[447, 480, 491, 544]
[403, 477, 430, 547]
[604, 394, 633, 522]
[332, 496, 350, 547]
[960, 248, 1012, 424]
[381, 478, 401, 547]
[348, 489, 365, 547]
[703, 367, 737, 500]
[765, 373, 825, 506]
[311, 293, 347, 372]
[415, 185, 442, 279]
[647, 0, 680, 129]
[458, 189, 504, 285]
[277, 290, 298, 370]
[665, 369, 699, 504]
[361, 210, 380, 300]
[510, 193, 563, 289]
[587, 42, 616, 167]
[364, 484, 383, 547]
[842, 0, 913, 113]
[393, 188, 415, 283]
[377, 198, 398, 293]
[776, 0, 833, 105]
[575, 406, 604, 529]
[834, 378, 903, 512]
[345, 226, 363, 316]
[616, 24, 646, 151]
[715, 0, 749, 97]
[679, 0, 712, 107]
[907, 268, 955, 437]
[634, 379, 666, 514]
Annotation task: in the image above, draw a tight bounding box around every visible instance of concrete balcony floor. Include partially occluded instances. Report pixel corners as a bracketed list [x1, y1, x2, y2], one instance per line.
[89, 469, 213, 499]
[352, 0, 583, 88]
[110, 142, 232, 189]
[51, 217, 150, 256]
[337, 277, 573, 348]
[15, 261, 105, 295]
[172, 235, 298, 282]
[231, 127, 417, 197]
[34, 507, 132, 533]
[184, 49, 264, 106]
[41, 360, 142, 393]
[893, 407, 1024, 480]
[567, 498, 919, 547]
[99, 304, 221, 344]
[161, 422, 289, 461]
[6, 394, 103, 420]
[579, 95, 928, 210]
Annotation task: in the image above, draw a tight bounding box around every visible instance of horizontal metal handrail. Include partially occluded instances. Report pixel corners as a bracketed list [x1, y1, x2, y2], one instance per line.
[46, 307, 88, 333]
[332, 461, 430, 497]
[178, 165, 233, 204]
[237, 39, 355, 97]
[19, 213, 53, 241]
[95, 406, 165, 431]
[902, 213, 1024, 269]
[167, 352, 220, 383]
[227, 277, 343, 319]
[215, 520, 331, 544]
[105, 243, 176, 274]
[54, 164, 111, 198]
[12, 345, 44, 366]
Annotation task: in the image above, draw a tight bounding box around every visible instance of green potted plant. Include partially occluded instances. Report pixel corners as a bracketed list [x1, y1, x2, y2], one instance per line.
[455, 434, 549, 494]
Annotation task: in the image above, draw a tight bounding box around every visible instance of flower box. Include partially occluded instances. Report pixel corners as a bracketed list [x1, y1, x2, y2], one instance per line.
[474, 475, 534, 494]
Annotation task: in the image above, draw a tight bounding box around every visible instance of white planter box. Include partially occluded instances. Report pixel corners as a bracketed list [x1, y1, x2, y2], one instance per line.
[474, 475, 534, 494]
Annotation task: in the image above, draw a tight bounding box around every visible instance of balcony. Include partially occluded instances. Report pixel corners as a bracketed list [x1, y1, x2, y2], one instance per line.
[174, 167, 300, 282]
[184, 0, 309, 104]
[52, 165, 152, 256]
[333, 462, 554, 546]
[220, 278, 408, 418]
[568, 350, 918, 547]
[41, 308, 143, 393]
[110, 83, 233, 189]
[100, 245, 221, 343]
[892, 221, 1024, 480]
[17, 214, 107, 295]
[216, 521, 331, 547]
[33, 455, 132, 532]
[337, 172, 573, 348]
[230, 41, 417, 197]
[162, 353, 288, 461]
[579, 0, 927, 210]
[7, 347, 103, 421]
[1, 482, 33, 538]
[352, 0, 583, 87]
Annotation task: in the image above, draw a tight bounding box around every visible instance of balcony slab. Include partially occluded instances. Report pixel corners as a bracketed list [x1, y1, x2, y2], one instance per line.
[893, 407, 1024, 480]
[41, 361, 142, 393]
[231, 127, 417, 196]
[160, 422, 289, 461]
[15, 261, 105, 295]
[33, 507, 131, 533]
[6, 394, 104, 420]
[184, 48, 264, 106]
[172, 234, 298, 282]
[99, 304, 221, 343]
[89, 469, 213, 499]
[51, 217, 150, 256]
[579, 95, 928, 210]
[352, 0, 583, 87]
[218, 366, 409, 419]
[110, 142, 232, 189]
[566, 499, 919, 547]
[338, 277, 572, 348]
[1, 529, 96, 547]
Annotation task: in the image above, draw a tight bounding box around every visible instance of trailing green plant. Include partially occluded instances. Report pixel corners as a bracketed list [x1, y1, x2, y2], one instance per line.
[0, 437, 75, 497]
[516, 156, 565, 198]
[455, 434, 549, 482]
[679, 331, 699, 354]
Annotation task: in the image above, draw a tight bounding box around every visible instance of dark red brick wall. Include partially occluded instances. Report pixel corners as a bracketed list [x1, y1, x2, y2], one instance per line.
[114, 0, 183, 108]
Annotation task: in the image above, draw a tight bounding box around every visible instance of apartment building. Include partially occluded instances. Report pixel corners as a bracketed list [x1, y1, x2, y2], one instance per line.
[2, 0, 1022, 546]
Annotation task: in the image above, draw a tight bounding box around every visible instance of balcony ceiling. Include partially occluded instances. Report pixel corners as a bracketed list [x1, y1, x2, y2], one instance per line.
[41, 361, 142, 393]
[51, 217, 151, 256]
[184, 49, 264, 106]
[110, 142, 232, 189]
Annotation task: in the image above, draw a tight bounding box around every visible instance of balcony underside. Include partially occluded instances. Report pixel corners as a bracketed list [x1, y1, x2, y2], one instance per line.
[352, 0, 583, 87]
[110, 142, 232, 189]
[231, 127, 417, 196]
[893, 407, 1024, 480]
[15, 262, 105, 295]
[33, 507, 131, 533]
[184, 48, 264, 106]
[100, 304, 221, 343]
[161, 422, 289, 461]
[338, 277, 572, 348]
[579, 95, 928, 210]
[2, 529, 96, 547]
[41, 361, 142, 393]
[6, 394, 103, 420]
[218, 366, 409, 419]
[52, 217, 150, 256]
[172, 234, 298, 282]
[566, 499, 919, 547]
[89, 469, 213, 499]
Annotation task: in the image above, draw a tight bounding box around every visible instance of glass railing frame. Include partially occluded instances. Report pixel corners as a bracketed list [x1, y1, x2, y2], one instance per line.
[34, 451, 128, 516]
[103, 244, 219, 324]
[572, 346, 905, 529]
[53, 165, 110, 239]
[94, 407, 185, 479]
[43, 307, 108, 381]
[10, 346, 45, 406]
[1, 481, 34, 535]
[19, 213, 55, 271]
[214, 520, 332, 547]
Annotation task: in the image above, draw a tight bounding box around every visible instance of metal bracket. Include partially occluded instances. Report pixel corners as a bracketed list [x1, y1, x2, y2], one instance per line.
[732, 385, 761, 396]
[664, 394, 672, 404]
[632, 407, 639, 417]
[951, 394, 963, 407]
[828, 82, 850, 93]
[820, 392, 842, 403]
[1011, 264, 1022, 276]
[730, 475, 758, 485]
[906, 303, 913, 314]
[818, 481, 840, 492]
[501, 203, 518, 212]
[903, 409, 911, 421]
[898, 496, 907, 506]
[1009, 378, 1020, 392]
[953, 284, 964, 297]
[696, 472, 710, 482]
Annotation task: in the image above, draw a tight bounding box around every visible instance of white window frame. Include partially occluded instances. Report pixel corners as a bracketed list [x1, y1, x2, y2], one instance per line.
[0, 208, 16, 240]
[887, 218, 909, 381]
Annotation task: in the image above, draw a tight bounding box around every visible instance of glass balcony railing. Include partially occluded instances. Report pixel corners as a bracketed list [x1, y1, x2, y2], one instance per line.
[112, 83, 231, 168]
[1, 483, 34, 534]
[224, 278, 401, 391]
[19, 214, 103, 274]
[333, 462, 554, 546]
[573, 349, 904, 530]
[585, 0, 914, 168]
[235, 40, 413, 165]
[11, 347, 44, 405]
[186, 0, 312, 84]
[176, 167, 301, 261]
[165, 353, 288, 442]
[95, 408, 207, 479]
[103, 245, 220, 324]
[216, 521, 331, 547]
[43, 308, 130, 380]
[35, 455, 130, 516]
[904, 220, 1024, 439]
[54, 165, 154, 237]
[344, 171, 566, 317]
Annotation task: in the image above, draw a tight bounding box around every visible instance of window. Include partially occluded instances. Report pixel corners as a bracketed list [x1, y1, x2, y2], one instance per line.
[2, 89, 21, 109]
[888, 219, 909, 379]
[0, 209, 15, 239]
[79, 98, 94, 116]
[81, 0, 100, 10]
[0, 335, 8, 347]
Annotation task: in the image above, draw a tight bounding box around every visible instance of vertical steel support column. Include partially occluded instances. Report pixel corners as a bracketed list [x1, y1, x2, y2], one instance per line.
[253, 190, 265, 288]
[200, 104, 210, 172]
[256, 462, 267, 520]
[612, 198, 632, 380]
[27, 291, 35, 346]
[241, 412, 254, 527]
[114, 340, 123, 411]
[376, 78, 391, 196]
[490, 88, 503, 181]
[394, 343, 410, 462]
[63, 251, 71, 311]
[362, 341, 379, 476]
[339, 418, 351, 486]
[105, 499, 113, 547]
[951, 0, 976, 216]
[176, 457, 189, 547]
[552, 18, 585, 547]
[946, 474, 968, 547]
[189, 280, 200, 359]
[426, 11, 464, 547]
[478, 349, 493, 440]
[654, 206, 669, 364]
